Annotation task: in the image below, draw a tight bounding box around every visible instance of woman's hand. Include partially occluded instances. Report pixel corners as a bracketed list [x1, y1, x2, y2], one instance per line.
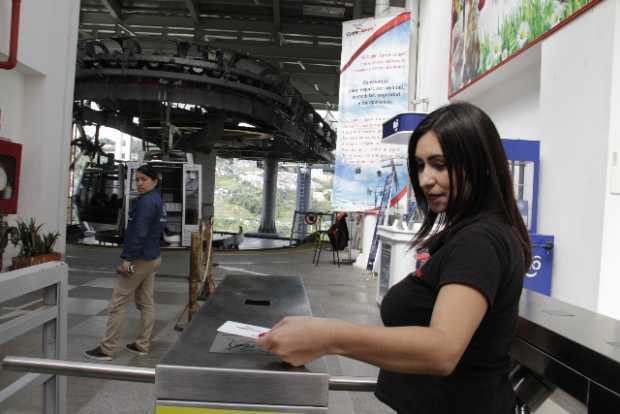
[256, 316, 342, 367]
[116, 261, 131, 275]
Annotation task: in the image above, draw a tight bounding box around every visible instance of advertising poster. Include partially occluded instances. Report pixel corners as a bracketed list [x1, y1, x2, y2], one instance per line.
[450, 0, 602, 95]
[333, 12, 411, 212]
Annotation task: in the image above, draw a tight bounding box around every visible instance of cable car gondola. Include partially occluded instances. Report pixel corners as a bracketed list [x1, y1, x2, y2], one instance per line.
[74, 150, 202, 247]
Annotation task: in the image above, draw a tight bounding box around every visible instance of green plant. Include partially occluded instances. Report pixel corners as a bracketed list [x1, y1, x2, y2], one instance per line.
[0, 210, 19, 270]
[11, 218, 60, 257]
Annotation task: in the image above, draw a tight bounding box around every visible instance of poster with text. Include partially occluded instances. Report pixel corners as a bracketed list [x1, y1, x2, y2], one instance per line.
[333, 12, 411, 212]
[450, 0, 602, 95]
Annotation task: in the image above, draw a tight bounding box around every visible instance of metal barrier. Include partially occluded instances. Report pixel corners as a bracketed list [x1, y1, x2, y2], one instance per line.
[2, 272, 377, 413]
[2, 357, 155, 384]
[1, 355, 376, 391]
[0, 262, 68, 414]
[511, 290, 620, 412]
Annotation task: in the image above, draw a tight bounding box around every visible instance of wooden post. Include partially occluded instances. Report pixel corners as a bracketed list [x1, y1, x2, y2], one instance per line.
[201, 217, 215, 296]
[188, 231, 201, 321]
[174, 231, 202, 330]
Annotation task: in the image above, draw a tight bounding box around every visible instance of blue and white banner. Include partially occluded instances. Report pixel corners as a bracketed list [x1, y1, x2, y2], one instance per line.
[333, 12, 412, 212]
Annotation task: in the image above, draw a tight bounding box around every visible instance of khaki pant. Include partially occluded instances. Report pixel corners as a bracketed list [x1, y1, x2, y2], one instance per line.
[100, 257, 162, 355]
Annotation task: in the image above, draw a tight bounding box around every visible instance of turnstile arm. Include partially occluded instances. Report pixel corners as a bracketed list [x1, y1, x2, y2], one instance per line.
[1, 356, 156, 383]
[1, 356, 377, 391]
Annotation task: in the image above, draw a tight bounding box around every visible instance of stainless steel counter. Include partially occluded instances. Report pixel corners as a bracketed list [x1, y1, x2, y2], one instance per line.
[155, 274, 329, 412]
[512, 290, 620, 412]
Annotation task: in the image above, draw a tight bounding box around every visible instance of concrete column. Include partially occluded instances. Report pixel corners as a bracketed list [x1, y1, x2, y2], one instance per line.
[353, 0, 363, 19]
[258, 157, 278, 234]
[408, 0, 420, 112]
[293, 166, 312, 239]
[375, 0, 390, 17]
[189, 110, 223, 219]
[192, 151, 217, 218]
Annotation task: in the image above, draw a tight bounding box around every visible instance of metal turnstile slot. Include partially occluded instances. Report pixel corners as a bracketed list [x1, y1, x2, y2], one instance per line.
[245, 298, 271, 306]
[209, 333, 270, 354]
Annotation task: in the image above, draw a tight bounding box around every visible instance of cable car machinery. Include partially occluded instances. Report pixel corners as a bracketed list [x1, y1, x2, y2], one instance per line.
[71, 37, 336, 247]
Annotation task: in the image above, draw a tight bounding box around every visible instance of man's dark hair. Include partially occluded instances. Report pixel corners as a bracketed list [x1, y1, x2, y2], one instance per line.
[408, 102, 531, 269]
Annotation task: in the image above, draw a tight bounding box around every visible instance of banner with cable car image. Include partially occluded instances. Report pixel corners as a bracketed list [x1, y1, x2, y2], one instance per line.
[333, 12, 412, 212]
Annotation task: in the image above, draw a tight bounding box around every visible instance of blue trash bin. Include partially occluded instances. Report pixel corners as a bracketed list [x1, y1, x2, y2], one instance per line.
[524, 234, 554, 296]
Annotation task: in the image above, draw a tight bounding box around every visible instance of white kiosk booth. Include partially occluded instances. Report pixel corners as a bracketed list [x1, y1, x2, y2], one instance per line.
[376, 220, 421, 304]
[374, 112, 427, 304]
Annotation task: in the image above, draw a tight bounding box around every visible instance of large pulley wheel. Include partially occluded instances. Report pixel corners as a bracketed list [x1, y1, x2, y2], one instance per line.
[304, 213, 318, 225]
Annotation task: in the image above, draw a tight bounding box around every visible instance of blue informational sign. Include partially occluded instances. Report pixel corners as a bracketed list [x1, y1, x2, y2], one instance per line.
[501, 139, 540, 233]
[367, 172, 394, 272]
[524, 234, 554, 296]
[382, 112, 427, 145]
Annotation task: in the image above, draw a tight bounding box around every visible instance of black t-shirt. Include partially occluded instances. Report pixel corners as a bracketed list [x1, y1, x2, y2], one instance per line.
[375, 213, 525, 414]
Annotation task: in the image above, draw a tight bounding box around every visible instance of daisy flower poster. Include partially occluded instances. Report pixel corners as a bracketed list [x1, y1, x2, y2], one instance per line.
[449, 0, 602, 96]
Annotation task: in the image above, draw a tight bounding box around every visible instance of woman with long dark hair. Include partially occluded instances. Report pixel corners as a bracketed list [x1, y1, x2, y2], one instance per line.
[257, 102, 531, 413]
[84, 164, 166, 360]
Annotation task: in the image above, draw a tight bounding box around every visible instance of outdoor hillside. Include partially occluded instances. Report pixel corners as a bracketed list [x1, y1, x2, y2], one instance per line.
[214, 158, 333, 236]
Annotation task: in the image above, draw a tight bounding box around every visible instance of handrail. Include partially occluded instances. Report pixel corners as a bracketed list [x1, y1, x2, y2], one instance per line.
[0, 0, 22, 70]
[2, 356, 377, 391]
[328, 375, 377, 392]
[0, 262, 67, 413]
[2, 356, 156, 383]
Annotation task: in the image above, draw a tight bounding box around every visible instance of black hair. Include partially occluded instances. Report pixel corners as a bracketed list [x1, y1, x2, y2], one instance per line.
[408, 102, 531, 269]
[136, 164, 160, 187]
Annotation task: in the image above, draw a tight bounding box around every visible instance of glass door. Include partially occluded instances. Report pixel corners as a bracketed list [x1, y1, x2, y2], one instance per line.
[182, 163, 202, 247]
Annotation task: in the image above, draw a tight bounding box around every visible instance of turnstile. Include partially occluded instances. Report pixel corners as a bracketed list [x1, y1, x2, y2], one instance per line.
[1, 273, 374, 414]
[9, 274, 620, 412]
[510, 290, 620, 412]
[155, 274, 330, 413]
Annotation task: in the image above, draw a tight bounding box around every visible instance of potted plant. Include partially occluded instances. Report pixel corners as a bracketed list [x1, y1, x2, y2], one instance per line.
[10, 218, 62, 270]
[0, 210, 18, 271]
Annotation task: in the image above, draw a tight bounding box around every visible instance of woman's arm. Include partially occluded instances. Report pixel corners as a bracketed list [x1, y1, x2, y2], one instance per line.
[256, 283, 487, 376]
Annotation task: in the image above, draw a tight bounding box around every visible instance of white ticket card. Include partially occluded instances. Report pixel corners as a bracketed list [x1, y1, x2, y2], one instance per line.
[217, 321, 270, 340]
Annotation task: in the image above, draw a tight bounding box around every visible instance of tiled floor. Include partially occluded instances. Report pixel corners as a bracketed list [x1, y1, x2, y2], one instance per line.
[0, 243, 394, 414]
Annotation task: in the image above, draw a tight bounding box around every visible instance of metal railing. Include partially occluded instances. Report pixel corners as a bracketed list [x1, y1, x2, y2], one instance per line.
[0, 262, 68, 414]
[2, 356, 377, 393]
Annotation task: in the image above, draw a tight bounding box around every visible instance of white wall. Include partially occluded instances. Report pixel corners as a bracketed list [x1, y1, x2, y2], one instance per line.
[0, 69, 23, 139]
[598, 0, 620, 319]
[467, 52, 541, 141]
[415, 0, 450, 110]
[537, 1, 615, 311]
[1, 0, 48, 75]
[415, 0, 620, 318]
[0, 0, 80, 265]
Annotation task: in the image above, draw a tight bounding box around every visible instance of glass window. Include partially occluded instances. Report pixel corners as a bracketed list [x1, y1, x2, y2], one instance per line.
[184, 170, 199, 225]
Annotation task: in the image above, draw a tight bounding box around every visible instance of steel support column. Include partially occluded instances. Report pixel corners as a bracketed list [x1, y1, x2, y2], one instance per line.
[294, 165, 312, 239]
[193, 151, 217, 218]
[258, 157, 278, 234]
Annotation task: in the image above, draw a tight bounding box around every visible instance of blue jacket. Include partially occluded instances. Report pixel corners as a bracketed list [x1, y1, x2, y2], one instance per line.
[121, 189, 166, 261]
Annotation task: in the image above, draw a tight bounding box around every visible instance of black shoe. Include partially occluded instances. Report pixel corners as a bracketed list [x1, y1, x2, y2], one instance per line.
[125, 343, 148, 356]
[83, 346, 112, 361]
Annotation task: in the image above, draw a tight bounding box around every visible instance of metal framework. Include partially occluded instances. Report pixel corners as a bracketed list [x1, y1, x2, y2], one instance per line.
[74, 36, 338, 162]
[78, 0, 383, 111]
